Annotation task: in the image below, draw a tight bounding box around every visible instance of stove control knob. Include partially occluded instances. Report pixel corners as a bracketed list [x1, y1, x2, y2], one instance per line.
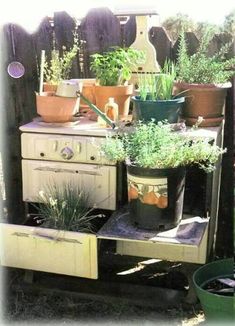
[60, 147, 74, 160]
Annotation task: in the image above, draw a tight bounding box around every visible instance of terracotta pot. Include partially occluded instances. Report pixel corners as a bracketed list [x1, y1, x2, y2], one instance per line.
[70, 79, 96, 108]
[94, 84, 134, 117]
[36, 92, 80, 123]
[43, 83, 58, 92]
[174, 82, 231, 126]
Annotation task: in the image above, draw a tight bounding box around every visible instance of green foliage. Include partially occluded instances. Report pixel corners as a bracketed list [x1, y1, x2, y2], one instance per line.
[34, 183, 103, 233]
[90, 47, 145, 86]
[223, 10, 235, 35]
[162, 13, 196, 41]
[162, 13, 222, 41]
[176, 29, 235, 84]
[138, 60, 176, 100]
[100, 121, 226, 172]
[44, 31, 81, 84]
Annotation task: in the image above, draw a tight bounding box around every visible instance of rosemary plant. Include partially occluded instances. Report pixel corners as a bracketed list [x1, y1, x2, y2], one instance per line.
[176, 29, 235, 84]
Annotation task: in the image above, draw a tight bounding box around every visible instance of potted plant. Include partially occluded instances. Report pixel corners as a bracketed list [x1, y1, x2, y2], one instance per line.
[132, 61, 185, 123]
[0, 183, 104, 279]
[90, 47, 145, 117]
[100, 121, 225, 231]
[174, 29, 235, 126]
[43, 31, 80, 91]
[36, 31, 83, 123]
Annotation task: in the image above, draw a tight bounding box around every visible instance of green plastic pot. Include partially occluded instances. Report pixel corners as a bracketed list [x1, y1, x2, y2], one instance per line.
[131, 96, 184, 123]
[193, 258, 234, 321]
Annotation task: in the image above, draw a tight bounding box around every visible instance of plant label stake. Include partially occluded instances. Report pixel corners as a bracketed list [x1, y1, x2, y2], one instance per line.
[7, 24, 25, 79]
[39, 50, 45, 95]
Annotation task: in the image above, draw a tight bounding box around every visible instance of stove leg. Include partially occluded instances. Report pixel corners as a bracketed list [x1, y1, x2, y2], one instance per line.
[23, 270, 34, 284]
[181, 263, 200, 304]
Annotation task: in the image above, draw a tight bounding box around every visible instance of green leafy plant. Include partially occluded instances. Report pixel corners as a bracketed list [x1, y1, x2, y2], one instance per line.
[176, 29, 235, 84]
[90, 47, 145, 86]
[44, 31, 82, 85]
[138, 60, 177, 100]
[34, 183, 103, 233]
[100, 121, 226, 172]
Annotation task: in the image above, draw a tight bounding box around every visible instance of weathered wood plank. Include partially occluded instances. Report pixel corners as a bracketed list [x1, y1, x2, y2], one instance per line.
[54, 11, 81, 78]
[149, 26, 172, 67]
[122, 15, 136, 47]
[173, 32, 199, 61]
[80, 7, 121, 77]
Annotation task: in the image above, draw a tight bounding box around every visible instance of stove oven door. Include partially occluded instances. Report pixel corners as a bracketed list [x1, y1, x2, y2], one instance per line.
[22, 159, 117, 210]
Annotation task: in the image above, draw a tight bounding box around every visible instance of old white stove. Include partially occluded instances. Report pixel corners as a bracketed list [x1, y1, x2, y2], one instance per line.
[19, 117, 119, 211]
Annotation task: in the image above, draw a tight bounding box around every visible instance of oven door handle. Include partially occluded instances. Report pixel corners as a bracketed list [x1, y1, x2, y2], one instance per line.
[34, 166, 102, 176]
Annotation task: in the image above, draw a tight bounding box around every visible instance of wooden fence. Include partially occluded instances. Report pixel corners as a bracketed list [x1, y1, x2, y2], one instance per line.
[1, 8, 234, 256]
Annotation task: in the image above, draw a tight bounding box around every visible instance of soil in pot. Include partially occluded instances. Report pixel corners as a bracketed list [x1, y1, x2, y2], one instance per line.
[132, 96, 184, 124]
[127, 165, 186, 231]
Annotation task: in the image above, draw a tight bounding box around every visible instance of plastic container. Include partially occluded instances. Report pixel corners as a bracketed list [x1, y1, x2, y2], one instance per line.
[56, 80, 83, 98]
[104, 97, 119, 124]
[193, 258, 234, 321]
[132, 96, 184, 124]
[127, 165, 186, 231]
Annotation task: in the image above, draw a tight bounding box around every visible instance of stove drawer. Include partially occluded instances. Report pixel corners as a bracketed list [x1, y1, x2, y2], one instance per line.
[0, 223, 98, 279]
[22, 160, 117, 210]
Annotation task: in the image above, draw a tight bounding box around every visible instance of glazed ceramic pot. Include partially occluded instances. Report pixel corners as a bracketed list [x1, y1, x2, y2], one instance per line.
[127, 164, 186, 231]
[174, 82, 231, 127]
[132, 96, 184, 124]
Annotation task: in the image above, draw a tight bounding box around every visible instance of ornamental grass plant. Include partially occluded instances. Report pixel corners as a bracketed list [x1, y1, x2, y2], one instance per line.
[34, 183, 104, 233]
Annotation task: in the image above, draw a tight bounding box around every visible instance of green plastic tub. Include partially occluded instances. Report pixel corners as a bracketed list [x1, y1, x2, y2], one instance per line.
[193, 258, 234, 321]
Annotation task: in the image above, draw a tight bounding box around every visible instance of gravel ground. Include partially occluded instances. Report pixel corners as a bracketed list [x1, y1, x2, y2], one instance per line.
[1, 268, 205, 326]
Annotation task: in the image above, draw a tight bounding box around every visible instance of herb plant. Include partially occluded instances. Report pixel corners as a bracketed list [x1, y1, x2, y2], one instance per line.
[138, 60, 177, 100]
[176, 29, 235, 84]
[44, 31, 82, 85]
[90, 47, 145, 86]
[34, 183, 103, 233]
[100, 121, 226, 172]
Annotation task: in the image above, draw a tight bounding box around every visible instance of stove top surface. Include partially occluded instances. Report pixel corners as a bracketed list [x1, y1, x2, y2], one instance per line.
[19, 116, 116, 137]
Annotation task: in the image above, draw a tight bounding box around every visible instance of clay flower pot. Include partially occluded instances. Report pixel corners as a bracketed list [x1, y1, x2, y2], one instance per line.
[70, 79, 96, 109]
[174, 82, 231, 127]
[94, 84, 134, 117]
[36, 92, 80, 123]
[43, 83, 58, 92]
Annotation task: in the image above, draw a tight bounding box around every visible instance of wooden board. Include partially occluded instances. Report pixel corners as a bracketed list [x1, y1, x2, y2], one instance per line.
[0, 223, 98, 279]
[98, 208, 209, 264]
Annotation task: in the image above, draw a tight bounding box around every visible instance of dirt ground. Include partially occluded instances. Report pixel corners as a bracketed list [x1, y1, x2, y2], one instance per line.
[1, 267, 205, 326]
